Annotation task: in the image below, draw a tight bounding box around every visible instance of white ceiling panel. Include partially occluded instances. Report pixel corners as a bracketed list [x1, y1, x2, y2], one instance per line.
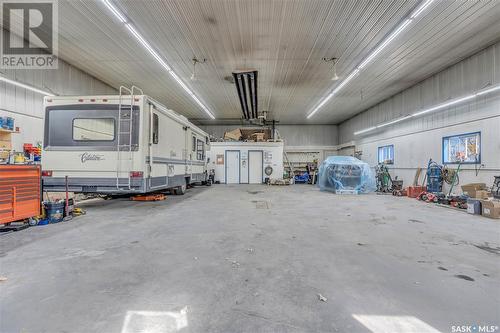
[54, 0, 500, 124]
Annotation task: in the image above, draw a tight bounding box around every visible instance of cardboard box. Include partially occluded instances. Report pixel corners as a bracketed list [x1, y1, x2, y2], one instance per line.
[0, 151, 9, 161]
[240, 128, 271, 140]
[223, 128, 242, 141]
[461, 183, 486, 198]
[0, 140, 12, 150]
[250, 133, 265, 142]
[481, 199, 500, 219]
[474, 190, 490, 200]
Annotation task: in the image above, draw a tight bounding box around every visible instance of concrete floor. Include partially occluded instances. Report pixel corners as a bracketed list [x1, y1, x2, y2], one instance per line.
[1, 185, 499, 333]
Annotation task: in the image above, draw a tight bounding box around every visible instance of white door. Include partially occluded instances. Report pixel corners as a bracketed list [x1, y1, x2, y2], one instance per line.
[226, 151, 240, 184]
[248, 151, 263, 184]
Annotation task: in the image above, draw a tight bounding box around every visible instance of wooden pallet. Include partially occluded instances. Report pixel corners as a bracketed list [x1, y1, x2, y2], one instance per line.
[130, 194, 166, 201]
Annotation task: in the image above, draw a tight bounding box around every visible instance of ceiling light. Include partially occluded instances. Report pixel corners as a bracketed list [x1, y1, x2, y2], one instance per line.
[353, 83, 500, 135]
[101, 0, 215, 119]
[190, 57, 206, 81]
[0, 75, 55, 96]
[307, 0, 435, 119]
[331, 72, 339, 82]
[322, 57, 340, 81]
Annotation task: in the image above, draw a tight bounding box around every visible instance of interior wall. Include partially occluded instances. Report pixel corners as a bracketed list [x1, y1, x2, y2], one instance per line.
[200, 124, 338, 147]
[338, 42, 500, 193]
[0, 60, 116, 151]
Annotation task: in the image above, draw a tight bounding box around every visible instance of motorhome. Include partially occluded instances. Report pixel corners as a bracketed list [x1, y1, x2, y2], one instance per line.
[42, 87, 211, 195]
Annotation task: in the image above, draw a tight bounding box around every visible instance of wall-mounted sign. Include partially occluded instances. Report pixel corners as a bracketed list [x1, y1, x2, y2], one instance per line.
[216, 154, 224, 165]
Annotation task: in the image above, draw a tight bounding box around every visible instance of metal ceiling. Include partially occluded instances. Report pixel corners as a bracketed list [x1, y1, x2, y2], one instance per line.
[54, 0, 500, 124]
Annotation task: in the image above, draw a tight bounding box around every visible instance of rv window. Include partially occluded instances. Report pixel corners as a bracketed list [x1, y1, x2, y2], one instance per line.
[197, 139, 204, 160]
[152, 113, 159, 144]
[192, 136, 196, 151]
[73, 118, 115, 141]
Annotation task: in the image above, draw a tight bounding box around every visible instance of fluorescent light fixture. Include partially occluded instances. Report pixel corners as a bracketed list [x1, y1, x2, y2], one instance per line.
[376, 115, 414, 129]
[353, 83, 500, 135]
[412, 94, 474, 117]
[358, 19, 412, 70]
[307, 69, 359, 119]
[353, 126, 377, 136]
[102, 0, 126, 23]
[307, 92, 334, 119]
[0, 75, 55, 96]
[333, 68, 359, 94]
[476, 84, 500, 96]
[307, 0, 435, 119]
[125, 24, 171, 72]
[101, 0, 215, 119]
[411, 0, 435, 19]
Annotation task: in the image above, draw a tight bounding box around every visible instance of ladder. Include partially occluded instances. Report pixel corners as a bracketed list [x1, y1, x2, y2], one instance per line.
[116, 85, 143, 190]
[276, 130, 295, 181]
[283, 150, 295, 181]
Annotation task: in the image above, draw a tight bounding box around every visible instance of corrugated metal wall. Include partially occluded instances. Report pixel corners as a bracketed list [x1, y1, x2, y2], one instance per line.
[200, 124, 338, 147]
[337, 41, 500, 193]
[0, 59, 116, 150]
[339, 42, 500, 143]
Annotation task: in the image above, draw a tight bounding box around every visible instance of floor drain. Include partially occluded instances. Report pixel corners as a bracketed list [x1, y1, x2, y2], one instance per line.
[254, 200, 270, 209]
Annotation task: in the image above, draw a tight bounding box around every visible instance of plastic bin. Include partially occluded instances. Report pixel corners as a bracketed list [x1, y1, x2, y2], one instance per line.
[44, 202, 64, 223]
[467, 199, 482, 215]
[37, 219, 49, 226]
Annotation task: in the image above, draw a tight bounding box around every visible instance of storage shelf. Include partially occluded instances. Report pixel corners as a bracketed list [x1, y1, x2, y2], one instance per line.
[0, 128, 19, 134]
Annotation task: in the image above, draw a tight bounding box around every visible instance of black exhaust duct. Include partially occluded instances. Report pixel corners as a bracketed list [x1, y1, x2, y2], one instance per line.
[232, 70, 258, 120]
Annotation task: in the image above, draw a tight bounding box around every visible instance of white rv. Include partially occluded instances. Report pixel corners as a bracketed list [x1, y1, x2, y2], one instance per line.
[42, 87, 211, 195]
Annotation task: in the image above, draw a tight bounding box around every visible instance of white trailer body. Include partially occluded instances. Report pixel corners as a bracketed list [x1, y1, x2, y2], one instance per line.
[208, 141, 284, 184]
[42, 94, 210, 194]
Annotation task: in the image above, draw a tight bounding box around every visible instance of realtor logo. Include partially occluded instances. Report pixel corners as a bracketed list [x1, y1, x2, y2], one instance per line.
[1, 0, 58, 69]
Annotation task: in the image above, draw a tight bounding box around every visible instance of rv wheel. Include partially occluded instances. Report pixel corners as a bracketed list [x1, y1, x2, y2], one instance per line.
[174, 184, 187, 195]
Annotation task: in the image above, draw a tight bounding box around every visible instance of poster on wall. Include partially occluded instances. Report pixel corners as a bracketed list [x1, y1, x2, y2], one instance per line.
[264, 151, 272, 162]
[216, 154, 224, 165]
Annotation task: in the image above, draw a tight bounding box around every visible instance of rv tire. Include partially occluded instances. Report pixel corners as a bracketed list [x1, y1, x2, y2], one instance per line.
[174, 184, 187, 195]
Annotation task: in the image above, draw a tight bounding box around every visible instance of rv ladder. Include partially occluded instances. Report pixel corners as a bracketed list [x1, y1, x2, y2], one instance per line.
[116, 85, 143, 190]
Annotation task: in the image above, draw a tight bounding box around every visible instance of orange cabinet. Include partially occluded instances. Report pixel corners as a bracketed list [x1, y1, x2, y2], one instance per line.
[0, 165, 41, 224]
